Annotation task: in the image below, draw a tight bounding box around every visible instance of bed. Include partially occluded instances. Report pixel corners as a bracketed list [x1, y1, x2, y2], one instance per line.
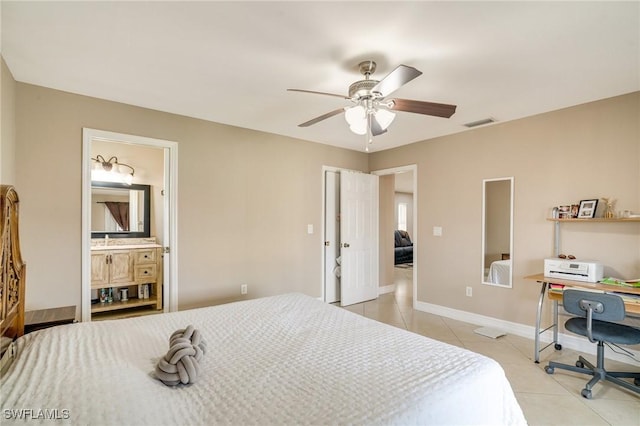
[0, 186, 527, 425]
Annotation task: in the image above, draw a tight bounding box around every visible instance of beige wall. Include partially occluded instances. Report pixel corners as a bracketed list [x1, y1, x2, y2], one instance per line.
[15, 83, 368, 312]
[1, 57, 16, 185]
[378, 174, 395, 287]
[370, 92, 640, 326]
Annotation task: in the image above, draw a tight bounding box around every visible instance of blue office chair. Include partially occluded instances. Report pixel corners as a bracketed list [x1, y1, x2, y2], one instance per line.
[545, 289, 640, 399]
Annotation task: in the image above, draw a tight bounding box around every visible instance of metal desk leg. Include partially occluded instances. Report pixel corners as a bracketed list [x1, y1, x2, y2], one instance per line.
[553, 299, 559, 347]
[534, 280, 562, 363]
[534, 281, 547, 363]
[552, 298, 562, 351]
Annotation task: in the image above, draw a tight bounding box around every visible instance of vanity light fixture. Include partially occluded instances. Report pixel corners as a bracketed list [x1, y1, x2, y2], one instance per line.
[91, 155, 135, 185]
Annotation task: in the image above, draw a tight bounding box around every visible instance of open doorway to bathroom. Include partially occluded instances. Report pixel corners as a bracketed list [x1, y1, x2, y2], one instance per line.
[81, 128, 178, 322]
[372, 165, 417, 308]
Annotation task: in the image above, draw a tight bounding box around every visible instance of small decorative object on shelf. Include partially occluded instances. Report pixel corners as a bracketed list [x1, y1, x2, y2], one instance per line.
[601, 197, 616, 219]
[570, 204, 579, 218]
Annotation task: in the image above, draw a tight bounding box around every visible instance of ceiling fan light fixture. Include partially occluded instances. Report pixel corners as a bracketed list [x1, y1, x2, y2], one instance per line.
[374, 108, 396, 130]
[345, 105, 367, 135]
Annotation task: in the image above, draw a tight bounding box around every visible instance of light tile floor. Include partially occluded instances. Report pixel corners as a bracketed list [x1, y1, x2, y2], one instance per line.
[340, 267, 640, 426]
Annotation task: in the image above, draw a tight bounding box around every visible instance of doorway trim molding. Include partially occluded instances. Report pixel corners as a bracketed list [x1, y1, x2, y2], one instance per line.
[81, 128, 179, 321]
[371, 164, 418, 308]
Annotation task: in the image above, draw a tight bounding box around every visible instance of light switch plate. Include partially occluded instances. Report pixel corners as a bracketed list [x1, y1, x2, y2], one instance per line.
[307, 224, 314, 234]
[433, 226, 442, 236]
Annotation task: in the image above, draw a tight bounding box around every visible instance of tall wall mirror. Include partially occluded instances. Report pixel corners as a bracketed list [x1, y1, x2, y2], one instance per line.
[91, 181, 151, 238]
[482, 177, 514, 288]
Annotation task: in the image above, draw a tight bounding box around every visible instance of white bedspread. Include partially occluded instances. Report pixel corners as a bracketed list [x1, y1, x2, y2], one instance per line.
[1, 293, 526, 425]
[488, 259, 512, 285]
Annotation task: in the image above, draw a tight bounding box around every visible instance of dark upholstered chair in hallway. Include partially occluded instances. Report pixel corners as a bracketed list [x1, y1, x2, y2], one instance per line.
[545, 289, 640, 399]
[394, 230, 413, 265]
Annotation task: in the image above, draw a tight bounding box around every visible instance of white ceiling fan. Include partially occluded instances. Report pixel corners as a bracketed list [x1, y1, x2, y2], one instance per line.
[288, 60, 457, 150]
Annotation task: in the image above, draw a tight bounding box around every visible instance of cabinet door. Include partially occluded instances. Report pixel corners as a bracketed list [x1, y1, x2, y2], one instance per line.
[110, 251, 135, 284]
[91, 252, 110, 287]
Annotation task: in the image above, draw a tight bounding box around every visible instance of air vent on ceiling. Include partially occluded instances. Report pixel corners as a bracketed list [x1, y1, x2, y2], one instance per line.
[464, 118, 496, 128]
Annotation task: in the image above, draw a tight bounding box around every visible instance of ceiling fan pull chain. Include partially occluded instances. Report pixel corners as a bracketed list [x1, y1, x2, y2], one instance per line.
[365, 113, 373, 152]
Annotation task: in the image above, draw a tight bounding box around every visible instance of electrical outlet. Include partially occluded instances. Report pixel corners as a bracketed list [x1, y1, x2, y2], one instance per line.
[466, 286, 472, 297]
[241, 284, 248, 295]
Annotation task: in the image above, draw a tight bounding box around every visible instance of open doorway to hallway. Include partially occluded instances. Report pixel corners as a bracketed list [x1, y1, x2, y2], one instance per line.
[372, 165, 417, 308]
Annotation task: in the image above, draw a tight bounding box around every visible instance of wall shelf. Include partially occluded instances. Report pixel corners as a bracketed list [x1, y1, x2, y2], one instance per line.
[91, 297, 158, 313]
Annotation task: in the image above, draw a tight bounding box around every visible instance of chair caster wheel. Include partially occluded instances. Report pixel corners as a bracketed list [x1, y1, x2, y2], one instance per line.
[581, 388, 592, 399]
[554, 343, 562, 350]
[576, 360, 585, 368]
[545, 366, 554, 374]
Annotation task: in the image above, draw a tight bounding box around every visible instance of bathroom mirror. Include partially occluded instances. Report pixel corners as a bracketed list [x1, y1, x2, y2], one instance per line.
[481, 177, 514, 287]
[91, 182, 151, 238]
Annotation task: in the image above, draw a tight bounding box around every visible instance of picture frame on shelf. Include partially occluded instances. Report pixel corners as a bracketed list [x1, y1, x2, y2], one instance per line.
[558, 205, 571, 219]
[570, 204, 579, 218]
[577, 199, 598, 219]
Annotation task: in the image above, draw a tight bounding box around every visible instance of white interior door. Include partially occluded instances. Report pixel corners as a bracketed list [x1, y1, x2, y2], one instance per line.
[324, 171, 340, 303]
[340, 171, 379, 306]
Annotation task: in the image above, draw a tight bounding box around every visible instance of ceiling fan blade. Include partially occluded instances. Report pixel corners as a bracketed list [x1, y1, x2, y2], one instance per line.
[287, 89, 349, 100]
[389, 98, 457, 118]
[370, 115, 388, 136]
[298, 108, 346, 127]
[371, 65, 422, 98]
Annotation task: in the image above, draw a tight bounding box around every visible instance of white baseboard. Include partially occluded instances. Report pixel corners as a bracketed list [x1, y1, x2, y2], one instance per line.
[378, 284, 396, 295]
[414, 300, 640, 366]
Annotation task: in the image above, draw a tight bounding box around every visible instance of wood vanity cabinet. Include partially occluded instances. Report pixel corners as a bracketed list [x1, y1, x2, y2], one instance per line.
[91, 246, 163, 319]
[91, 251, 134, 287]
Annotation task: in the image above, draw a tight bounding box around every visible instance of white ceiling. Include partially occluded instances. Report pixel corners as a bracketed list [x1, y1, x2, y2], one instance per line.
[2, 1, 638, 153]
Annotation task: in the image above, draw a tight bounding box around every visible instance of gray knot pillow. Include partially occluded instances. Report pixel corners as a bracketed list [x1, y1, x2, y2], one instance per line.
[155, 325, 206, 386]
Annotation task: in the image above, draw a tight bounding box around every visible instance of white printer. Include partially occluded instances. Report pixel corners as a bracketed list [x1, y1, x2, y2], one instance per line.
[544, 258, 604, 283]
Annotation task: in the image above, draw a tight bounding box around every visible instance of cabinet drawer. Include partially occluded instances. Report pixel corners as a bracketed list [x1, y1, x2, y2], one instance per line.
[135, 264, 157, 281]
[134, 249, 157, 264]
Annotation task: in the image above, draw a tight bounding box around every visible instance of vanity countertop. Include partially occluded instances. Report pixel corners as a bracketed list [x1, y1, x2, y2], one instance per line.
[91, 243, 162, 251]
[90, 237, 161, 251]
